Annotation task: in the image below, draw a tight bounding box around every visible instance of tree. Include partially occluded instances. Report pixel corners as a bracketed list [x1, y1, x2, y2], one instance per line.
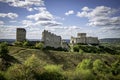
[0, 42, 8, 57]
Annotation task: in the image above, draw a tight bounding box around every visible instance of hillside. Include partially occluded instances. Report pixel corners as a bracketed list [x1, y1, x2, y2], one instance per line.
[8, 46, 120, 70]
[0, 44, 120, 80]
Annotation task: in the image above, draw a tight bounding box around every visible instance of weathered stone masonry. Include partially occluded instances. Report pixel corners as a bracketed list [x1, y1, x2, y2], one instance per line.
[16, 28, 26, 42]
[42, 30, 62, 48]
[70, 33, 99, 45]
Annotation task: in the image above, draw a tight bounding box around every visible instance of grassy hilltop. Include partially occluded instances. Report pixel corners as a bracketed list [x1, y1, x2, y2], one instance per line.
[0, 42, 120, 80]
[8, 46, 119, 70]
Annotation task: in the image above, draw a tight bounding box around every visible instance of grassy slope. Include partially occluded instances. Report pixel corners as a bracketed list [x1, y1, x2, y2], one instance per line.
[8, 46, 120, 70]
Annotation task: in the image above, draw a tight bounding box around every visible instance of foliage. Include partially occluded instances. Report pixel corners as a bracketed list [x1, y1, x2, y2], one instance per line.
[35, 42, 44, 50]
[0, 45, 120, 80]
[74, 69, 95, 80]
[111, 60, 120, 75]
[5, 54, 43, 80]
[39, 65, 65, 80]
[93, 59, 110, 74]
[0, 42, 8, 57]
[0, 71, 6, 80]
[73, 45, 79, 52]
[76, 59, 92, 70]
[72, 44, 119, 54]
[43, 46, 67, 51]
[23, 41, 30, 47]
[14, 41, 23, 47]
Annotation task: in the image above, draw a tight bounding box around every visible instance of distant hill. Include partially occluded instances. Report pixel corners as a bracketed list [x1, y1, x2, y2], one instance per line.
[99, 38, 120, 43]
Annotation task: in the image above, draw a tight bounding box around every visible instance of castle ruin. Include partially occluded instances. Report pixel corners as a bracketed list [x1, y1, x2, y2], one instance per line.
[16, 28, 99, 49]
[16, 28, 26, 42]
[42, 30, 62, 48]
[70, 33, 99, 45]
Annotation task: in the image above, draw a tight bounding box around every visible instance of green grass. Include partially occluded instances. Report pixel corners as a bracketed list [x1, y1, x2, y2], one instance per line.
[8, 46, 120, 70]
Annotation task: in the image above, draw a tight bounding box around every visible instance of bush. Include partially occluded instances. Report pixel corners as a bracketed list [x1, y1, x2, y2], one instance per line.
[73, 45, 79, 52]
[14, 41, 23, 46]
[23, 41, 31, 47]
[39, 65, 65, 80]
[111, 60, 120, 75]
[93, 59, 110, 74]
[35, 42, 44, 50]
[5, 54, 44, 80]
[74, 69, 95, 80]
[76, 59, 92, 70]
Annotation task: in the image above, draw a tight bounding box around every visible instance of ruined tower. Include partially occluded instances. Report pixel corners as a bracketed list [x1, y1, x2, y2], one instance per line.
[16, 28, 26, 42]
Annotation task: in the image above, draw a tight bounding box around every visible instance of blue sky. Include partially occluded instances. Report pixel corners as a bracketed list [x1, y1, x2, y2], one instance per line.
[0, 0, 120, 39]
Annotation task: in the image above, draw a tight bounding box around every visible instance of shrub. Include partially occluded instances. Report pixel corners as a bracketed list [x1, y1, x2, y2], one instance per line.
[35, 42, 44, 50]
[111, 60, 120, 75]
[73, 45, 79, 52]
[74, 69, 95, 80]
[23, 41, 30, 47]
[76, 59, 92, 70]
[14, 41, 23, 46]
[5, 54, 44, 80]
[93, 59, 110, 74]
[39, 65, 65, 80]
[79, 49, 84, 54]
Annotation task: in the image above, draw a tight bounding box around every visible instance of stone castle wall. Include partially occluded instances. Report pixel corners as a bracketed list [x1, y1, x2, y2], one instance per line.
[16, 28, 26, 42]
[42, 30, 62, 48]
[70, 33, 99, 45]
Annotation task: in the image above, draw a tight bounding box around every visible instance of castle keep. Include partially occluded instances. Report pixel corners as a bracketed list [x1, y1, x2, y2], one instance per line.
[16, 28, 26, 42]
[70, 33, 99, 45]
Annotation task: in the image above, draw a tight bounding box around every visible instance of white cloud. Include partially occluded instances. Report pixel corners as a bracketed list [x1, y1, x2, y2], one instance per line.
[82, 6, 91, 11]
[27, 7, 54, 21]
[77, 6, 120, 29]
[27, 8, 34, 11]
[65, 10, 74, 16]
[0, 0, 44, 9]
[0, 12, 18, 19]
[0, 21, 4, 25]
[22, 20, 33, 25]
[26, 7, 62, 27]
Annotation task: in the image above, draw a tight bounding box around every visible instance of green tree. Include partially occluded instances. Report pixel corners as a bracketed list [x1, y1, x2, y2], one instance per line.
[0, 42, 8, 57]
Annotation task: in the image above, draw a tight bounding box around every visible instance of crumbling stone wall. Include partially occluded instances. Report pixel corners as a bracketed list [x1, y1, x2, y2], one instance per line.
[70, 33, 99, 45]
[42, 30, 62, 48]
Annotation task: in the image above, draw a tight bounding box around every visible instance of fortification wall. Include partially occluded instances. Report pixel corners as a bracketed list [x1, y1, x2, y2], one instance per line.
[70, 33, 99, 45]
[42, 30, 62, 48]
[86, 37, 99, 44]
[16, 28, 26, 42]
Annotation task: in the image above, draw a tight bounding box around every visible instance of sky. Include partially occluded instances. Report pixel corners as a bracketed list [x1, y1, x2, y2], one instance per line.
[0, 0, 120, 39]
